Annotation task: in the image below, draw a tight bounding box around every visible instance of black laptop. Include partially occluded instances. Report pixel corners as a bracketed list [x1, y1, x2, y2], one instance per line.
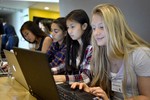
[13, 47, 96, 100]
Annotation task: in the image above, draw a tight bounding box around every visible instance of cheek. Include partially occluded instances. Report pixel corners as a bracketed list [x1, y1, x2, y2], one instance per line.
[58, 34, 64, 39]
[93, 32, 97, 39]
[31, 33, 35, 38]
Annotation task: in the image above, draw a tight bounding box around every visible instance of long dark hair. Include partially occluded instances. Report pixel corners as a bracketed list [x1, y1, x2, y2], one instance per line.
[65, 9, 92, 74]
[20, 21, 48, 43]
[51, 17, 67, 45]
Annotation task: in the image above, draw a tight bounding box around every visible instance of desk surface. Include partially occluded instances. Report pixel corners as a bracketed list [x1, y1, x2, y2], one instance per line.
[0, 77, 36, 100]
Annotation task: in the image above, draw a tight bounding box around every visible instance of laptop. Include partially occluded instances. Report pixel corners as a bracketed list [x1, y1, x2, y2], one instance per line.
[13, 47, 97, 100]
[3, 49, 29, 90]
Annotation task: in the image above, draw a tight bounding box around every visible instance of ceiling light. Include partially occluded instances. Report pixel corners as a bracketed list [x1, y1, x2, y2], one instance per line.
[12, 0, 59, 3]
[44, 7, 49, 10]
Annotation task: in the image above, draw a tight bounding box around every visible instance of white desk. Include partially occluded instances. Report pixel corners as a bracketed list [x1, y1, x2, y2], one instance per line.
[0, 77, 36, 100]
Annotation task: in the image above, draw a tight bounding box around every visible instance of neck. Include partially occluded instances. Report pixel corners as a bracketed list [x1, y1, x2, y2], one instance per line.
[36, 37, 42, 43]
[109, 58, 123, 73]
[58, 39, 64, 45]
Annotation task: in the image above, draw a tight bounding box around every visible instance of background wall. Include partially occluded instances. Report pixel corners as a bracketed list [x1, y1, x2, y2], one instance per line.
[4, 8, 60, 49]
[29, 8, 60, 21]
[8, 8, 30, 49]
[59, 0, 150, 42]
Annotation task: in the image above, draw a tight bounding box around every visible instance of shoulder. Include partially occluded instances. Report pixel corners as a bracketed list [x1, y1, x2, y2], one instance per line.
[43, 36, 53, 43]
[86, 45, 93, 51]
[85, 45, 93, 55]
[130, 47, 150, 76]
[130, 47, 150, 67]
[131, 47, 150, 58]
[44, 36, 52, 41]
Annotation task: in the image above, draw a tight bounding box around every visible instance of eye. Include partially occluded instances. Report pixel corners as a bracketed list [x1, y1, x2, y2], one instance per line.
[71, 25, 75, 28]
[99, 26, 104, 29]
[98, 24, 104, 30]
[53, 29, 59, 33]
[24, 32, 29, 37]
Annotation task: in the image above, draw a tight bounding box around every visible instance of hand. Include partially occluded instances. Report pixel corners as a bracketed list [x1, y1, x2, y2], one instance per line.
[1, 63, 9, 72]
[89, 87, 109, 100]
[71, 82, 90, 93]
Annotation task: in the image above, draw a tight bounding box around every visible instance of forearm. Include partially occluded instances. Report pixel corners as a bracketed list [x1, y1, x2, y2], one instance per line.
[51, 63, 65, 74]
[127, 95, 150, 100]
[53, 75, 66, 82]
[66, 72, 91, 84]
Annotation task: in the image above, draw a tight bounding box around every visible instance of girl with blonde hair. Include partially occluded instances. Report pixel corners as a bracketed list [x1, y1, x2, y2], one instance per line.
[71, 3, 150, 100]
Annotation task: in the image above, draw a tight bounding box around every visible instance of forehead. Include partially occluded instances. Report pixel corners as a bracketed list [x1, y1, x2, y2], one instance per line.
[22, 29, 29, 32]
[51, 23, 60, 28]
[66, 19, 78, 25]
[91, 14, 103, 25]
[22, 29, 31, 34]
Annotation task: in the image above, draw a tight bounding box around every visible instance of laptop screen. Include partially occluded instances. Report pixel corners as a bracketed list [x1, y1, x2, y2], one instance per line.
[13, 47, 60, 100]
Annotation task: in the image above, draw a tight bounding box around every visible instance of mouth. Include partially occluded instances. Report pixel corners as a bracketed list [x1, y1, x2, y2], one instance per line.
[97, 37, 104, 40]
[70, 35, 74, 37]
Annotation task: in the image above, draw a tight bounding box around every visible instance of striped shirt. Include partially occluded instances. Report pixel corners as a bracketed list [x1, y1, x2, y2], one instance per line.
[47, 42, 67, 74]
[65, 45, 93, 84]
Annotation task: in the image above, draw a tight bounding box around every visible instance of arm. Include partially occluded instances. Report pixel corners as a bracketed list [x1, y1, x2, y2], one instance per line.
[65, 69, 91, 84]
[48, 43, 67, 74]
[41, 36, 52, 53]
[127, 76, 150, 100]
[53, 75, 66, 82]
[129, 47, 150, 100]
[51, 63, 65, 74]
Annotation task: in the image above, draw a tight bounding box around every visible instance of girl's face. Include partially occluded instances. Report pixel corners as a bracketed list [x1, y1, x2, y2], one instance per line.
[22, 29, 36, 42]
[91, 14, 107, 46]
[51, 23, 66, 44]
[66, 20, 85, 42]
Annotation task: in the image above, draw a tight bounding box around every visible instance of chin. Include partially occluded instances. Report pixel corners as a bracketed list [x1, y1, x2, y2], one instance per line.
[97, 43, 105, 46]
[71, 38, 76, 40]
[53, 40, 56, 42]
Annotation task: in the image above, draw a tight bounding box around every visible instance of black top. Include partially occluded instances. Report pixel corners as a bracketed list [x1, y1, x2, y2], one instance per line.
[35, 37, 46, 51]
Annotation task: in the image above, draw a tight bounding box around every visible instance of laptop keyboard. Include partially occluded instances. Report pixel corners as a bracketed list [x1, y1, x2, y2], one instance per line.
[57, 84, 97, 100]
[57, 84, 78, 100]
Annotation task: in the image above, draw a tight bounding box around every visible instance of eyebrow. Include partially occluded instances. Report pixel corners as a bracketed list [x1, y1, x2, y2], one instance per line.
[67, 23, 75, 26]
[91, 23, 103, 26]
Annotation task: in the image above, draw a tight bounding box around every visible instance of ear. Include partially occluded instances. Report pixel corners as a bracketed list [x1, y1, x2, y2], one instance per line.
[82, 23, 87, 30]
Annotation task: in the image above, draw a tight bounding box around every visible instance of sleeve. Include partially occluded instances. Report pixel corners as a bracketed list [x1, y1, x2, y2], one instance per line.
[48, 44, 67, 74]
[65, 45, 93, 84]
[51, 63, 65, 74]
[6, 25, 16, 35]
[133, 47, 150, 76]
[47, 43, 55, 62]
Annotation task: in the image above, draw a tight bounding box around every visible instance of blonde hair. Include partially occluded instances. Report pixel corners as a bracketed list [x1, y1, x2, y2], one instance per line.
[90, 3, 150, 99]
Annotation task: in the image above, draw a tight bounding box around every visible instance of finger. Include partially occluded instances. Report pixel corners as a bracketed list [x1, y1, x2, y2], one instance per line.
[90, 87, 102, 92]
[71, 82, 79, 89]
[79, 83, 84, 90]
[91, 89, 108, 99]
[1, 64, 8, 68]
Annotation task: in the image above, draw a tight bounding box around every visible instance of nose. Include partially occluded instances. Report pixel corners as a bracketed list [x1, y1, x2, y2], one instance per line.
[51, 31, 55, 37]
[67, 28, 72, 35]
[24, 35, 29, 40]
[94, 28, 101, 36]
